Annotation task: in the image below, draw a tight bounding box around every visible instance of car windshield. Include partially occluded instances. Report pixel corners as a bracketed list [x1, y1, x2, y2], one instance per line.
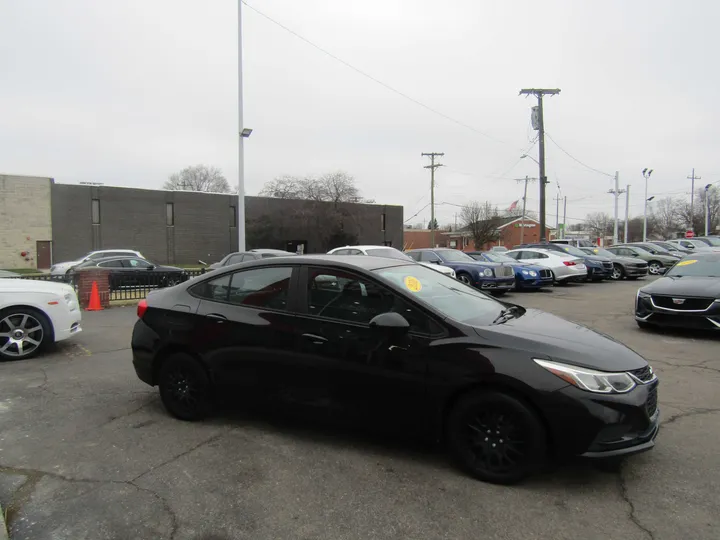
[436, 250, 474, 262]
[651, 242, 678, 251]
[632, 245, 660, 254]
[697, 237, 720, 246]
[374, 264, 507, 326]
[665, 256, 720, 277]
[482, 253, 515, 263]
[557, 245, 587, 257]
[365, 248, 413, 261]
[583, 247, 615, 258]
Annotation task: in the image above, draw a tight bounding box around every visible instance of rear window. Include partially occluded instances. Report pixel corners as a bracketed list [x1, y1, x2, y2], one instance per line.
[365, 248, 413, 261]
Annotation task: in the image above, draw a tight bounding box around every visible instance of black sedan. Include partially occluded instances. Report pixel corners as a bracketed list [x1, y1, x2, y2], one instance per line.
[207, 249, 296, 270]
[636, 252, 720, 331]
[73, 256, 189, 289]
[132, 256, 659, 484]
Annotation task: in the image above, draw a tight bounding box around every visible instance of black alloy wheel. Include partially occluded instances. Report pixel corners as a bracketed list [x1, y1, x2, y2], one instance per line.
[158, 354, 213, 420]
[611, 264, 624, 280]
[457, 273, 472, 286]
[447, 392, 547, 484]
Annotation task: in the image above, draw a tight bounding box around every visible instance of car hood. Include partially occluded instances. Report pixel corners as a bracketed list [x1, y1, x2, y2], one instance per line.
[640, 276, 720, 297]
[475, 308, 647, 371]
[53, 260, 83, 269]
[612, 256, 645, 265]
[154, 265, 185, 272]
[580, 255, 611, 263]
[420, 262, 454, 274]
[0, 278, 74, 295]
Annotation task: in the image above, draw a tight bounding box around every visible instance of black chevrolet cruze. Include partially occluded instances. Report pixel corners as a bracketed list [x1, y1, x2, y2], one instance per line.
[131, 255, 660, 484]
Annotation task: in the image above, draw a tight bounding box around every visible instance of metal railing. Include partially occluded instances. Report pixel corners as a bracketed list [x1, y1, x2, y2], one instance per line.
[8, 269, 206, 301]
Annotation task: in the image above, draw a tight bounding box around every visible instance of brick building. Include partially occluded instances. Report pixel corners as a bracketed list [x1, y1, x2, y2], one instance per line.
[1, 175, 403, 269]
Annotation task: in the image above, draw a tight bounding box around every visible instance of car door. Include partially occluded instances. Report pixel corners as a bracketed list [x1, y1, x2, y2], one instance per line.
[190, 265, 301, 398]
[97, 259, 125, 289]
[288, 265, 443, 430]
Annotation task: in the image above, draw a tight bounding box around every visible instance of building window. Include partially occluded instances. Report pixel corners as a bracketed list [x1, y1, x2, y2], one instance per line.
[381, 212, 386, 231]
[230, 206, 237, 227]
[91, 199, 100, 224]
[166, 203, 174, 226]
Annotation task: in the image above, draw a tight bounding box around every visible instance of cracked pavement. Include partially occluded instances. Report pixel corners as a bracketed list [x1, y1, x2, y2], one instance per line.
[1, 278, 718, 539]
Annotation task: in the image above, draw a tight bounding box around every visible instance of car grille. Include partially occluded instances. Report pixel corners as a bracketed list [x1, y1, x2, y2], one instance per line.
[602, 261, 613, 270]
[651, 295, 714, 311]
[629, 365, 654, 382]
[497, 266, 514, 278]
[648, 313, 718, 330]
[632, 262, 648, 268]
[646, 384, 658, 417]
[539, 269, 552, 279]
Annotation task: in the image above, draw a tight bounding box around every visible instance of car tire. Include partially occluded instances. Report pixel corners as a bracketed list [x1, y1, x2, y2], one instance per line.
[446, 391, 547, 484]
[491, 291, 508, 297]
[627, 276, 639, 280]
[647, 261, 662, 275]
[158, 354, 213, 421]
[0, 307, 52, 361]
[611, 264, 624, 280]
[457, 272, 472, 286]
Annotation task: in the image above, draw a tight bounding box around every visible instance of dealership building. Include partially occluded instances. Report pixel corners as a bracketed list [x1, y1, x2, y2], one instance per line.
[0, 174, 403, 270]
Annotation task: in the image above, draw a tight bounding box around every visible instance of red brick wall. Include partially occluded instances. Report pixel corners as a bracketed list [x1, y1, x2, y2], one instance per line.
[76, 268, 111, 309]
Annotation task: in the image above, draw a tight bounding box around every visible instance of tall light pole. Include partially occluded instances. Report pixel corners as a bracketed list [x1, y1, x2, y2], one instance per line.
[624, 185, 630, 243]
[237, 1, 248, 251]
[642, 168, 653, 241]
[705, 184, 712, 236]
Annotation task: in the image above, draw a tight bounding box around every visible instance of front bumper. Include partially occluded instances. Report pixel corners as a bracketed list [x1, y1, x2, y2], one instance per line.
[625, 265, 649, 277]
[478, 278, 515, 290]
[517, 277, 554, 289]
[636, 295, 720, 331]
[55, 320, 82, 341]
[587, 266, 611, 280]
[548, 378, 660, 459]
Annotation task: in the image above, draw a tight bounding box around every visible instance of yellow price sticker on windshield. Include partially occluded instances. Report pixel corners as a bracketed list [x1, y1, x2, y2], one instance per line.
[676, 259, 698, 267]
[404, 276, 422, 292]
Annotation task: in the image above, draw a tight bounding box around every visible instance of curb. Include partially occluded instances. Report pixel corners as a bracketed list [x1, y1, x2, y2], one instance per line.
[0, 504, 9, 540]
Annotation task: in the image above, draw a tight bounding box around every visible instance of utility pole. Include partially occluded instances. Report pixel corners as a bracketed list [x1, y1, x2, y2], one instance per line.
[688, 168, 700, 231]
[642, 168, 653, 242]
[520, 88, 561, 242]
[515, 176, 537, 244]
[454, 213, 457, 232]
[554, 193, 562, 236]
[422, 152, 444, 248]
[624, 185, 630, 243]
[562, 196, 567, 239]
[705, 184, 712, 236]
[608, 171, 625, 245]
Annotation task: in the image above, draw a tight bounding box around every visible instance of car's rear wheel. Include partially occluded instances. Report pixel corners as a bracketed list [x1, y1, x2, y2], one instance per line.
[457, 273, 472, 286]
[648, 261, 662, 275]
[611, 264, 624, 280]
[158, 354, 213, 420]
[447, 391, 547, 484]
[0, 308, 51, 361]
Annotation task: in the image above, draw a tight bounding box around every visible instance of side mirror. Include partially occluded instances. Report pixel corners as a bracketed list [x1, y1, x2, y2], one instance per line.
[429, 259, 441, 264]
[147, 265, 156, 270]
[369, 312, 410, 334]
[631, 253, 639, 257]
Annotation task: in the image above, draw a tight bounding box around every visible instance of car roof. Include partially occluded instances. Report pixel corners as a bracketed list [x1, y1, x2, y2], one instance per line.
[218, 254, 414, 272]
[83, 255, 146, 263]
[405, 248, 454, 252]
[91, 249, 138, 253]
[249, 249, 296, 254]
[331, 245, 401, 251]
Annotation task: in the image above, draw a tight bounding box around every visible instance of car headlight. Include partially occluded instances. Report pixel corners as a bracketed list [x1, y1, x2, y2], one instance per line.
[528, 270, 537, 277]
[450, 269, 456, 278]
[637, 290, 650, 299]
[534, 359, 636, 394]
[64, 293, 73, 304]
[482, 268, 493, 277]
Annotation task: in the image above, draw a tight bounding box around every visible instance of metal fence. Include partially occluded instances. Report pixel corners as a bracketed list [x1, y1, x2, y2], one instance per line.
[8, 269, 206, 301]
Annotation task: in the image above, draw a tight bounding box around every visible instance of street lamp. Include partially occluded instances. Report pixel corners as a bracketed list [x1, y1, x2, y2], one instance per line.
[521, 154, 540, 165]
[642, 168, 653, 241]
[705, 184, 712, 236]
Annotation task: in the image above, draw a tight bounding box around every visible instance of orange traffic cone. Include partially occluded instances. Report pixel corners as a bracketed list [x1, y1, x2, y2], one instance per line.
[86, 281, 104, 311]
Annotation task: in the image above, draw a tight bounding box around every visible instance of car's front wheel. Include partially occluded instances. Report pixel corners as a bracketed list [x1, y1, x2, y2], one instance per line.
[457, 273, 472, 286]
[158, 354, 213, 420]
[0, 308, 51, 361]
[611, 264, 624, 280]
[647, 261, 663, 275]
[447, 391, 547, 484]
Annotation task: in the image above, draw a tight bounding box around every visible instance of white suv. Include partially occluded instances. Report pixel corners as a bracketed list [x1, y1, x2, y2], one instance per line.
[327, 245, 457, 279]
[50, 249, 144, 275]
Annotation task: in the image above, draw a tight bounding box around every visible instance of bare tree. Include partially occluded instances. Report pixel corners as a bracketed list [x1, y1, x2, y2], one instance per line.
[675, 188, 720, 234]
[259, 170, 366, 205]
[164, 165, 230, 193]
[584, 212, 612, 239]
[460, 201, 500, 249]
[650, 197, 682, 238]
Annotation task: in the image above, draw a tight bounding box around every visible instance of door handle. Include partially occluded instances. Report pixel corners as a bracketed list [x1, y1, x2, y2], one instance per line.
[302, 333, 328, 345]
[206, 313, 228, 323]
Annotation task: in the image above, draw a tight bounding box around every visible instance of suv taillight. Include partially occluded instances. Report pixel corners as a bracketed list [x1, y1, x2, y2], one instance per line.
[137, 299, 148, 318]
[563, 261, 576, 266]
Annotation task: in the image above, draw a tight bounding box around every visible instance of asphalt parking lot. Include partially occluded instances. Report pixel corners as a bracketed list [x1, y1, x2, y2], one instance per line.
[1, 278, 719, 540]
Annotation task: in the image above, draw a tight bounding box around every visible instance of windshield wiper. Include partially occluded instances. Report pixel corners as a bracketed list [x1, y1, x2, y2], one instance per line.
[492, 306, 522, 325]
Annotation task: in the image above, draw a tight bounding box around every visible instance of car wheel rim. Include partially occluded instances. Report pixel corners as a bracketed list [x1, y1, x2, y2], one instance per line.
[612, 267, 621, 279]
[465, 410, 526, 474]
[459, 275, 471, 285]
[0, 313, 44, 357]
[165, 369, 200, 408]
[649, 263, 660, 274]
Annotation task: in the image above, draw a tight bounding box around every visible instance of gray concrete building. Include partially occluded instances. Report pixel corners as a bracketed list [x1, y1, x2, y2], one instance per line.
[40, 182, 402, 267]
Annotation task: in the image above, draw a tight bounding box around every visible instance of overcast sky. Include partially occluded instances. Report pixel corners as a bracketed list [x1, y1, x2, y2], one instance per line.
[2, 0, 719, 228]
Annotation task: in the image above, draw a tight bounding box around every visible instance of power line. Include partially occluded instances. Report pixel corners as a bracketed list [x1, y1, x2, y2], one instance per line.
[404, 202, 431, 223]
[545, 132, 614, 178]
[242, 0, 510, 146]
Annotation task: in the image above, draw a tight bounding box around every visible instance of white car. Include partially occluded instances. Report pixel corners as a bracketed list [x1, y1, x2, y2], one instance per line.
[0, 279, 82, 360]
[666, 239, 720, 253]
[327, 245, 457, 279]
[505, 248, 587, 283]
[50, 249, 144, 276]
